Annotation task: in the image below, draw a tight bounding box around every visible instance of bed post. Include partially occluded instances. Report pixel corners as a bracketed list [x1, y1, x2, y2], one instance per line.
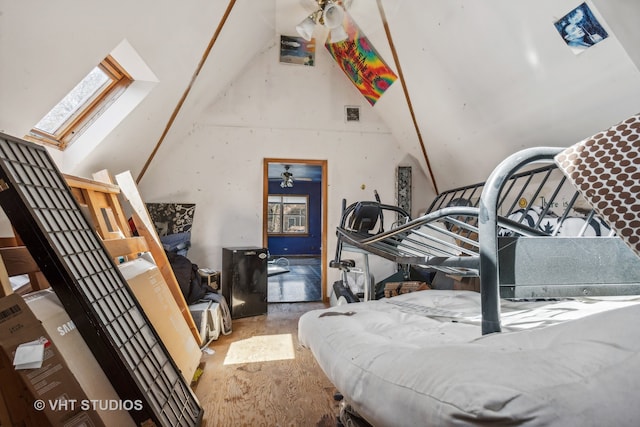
[478, 147, 563, 335]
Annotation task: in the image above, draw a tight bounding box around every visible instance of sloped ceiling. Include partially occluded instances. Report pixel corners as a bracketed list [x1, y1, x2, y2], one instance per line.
[2, 0, 640, 274]
[1, 0, 640, 193]
[364, 0, 640, 190]
[153, 0, 640, 192]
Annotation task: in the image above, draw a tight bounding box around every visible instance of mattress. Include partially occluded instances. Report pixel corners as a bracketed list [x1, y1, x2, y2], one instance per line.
[298, 290, 640, 426]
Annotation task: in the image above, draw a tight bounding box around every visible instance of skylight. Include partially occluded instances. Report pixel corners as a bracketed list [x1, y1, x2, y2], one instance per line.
[35, 67, 110, 134]
[29, 55, 132, 150]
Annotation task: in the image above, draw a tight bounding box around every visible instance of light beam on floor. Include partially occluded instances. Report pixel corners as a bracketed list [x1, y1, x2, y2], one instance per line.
[223, 334, 295, 365]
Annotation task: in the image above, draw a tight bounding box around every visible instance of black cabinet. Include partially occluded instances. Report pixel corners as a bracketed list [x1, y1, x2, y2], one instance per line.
[221, 247, 268, 319]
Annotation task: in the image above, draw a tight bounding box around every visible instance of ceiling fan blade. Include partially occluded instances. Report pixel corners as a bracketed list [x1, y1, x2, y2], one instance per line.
[268, 177, 314, 181]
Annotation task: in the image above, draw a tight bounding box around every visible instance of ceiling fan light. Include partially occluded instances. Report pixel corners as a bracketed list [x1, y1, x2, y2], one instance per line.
[330, 25, 348, 43]
[281, 166, 295, 188]
[323, 2, 345, 29]
[296, 14, 317, 41]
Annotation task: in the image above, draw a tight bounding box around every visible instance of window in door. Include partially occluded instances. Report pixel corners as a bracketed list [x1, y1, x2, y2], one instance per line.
[268, 195, 308, 235]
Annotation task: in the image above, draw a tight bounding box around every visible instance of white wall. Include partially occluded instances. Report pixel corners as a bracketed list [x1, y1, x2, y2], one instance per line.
[134, 0, 640, 294]
[375, 0, 640, 192]
[2, 0, 640, 297]
[0, 0, 275, 179]
[138, 37, 406, 286]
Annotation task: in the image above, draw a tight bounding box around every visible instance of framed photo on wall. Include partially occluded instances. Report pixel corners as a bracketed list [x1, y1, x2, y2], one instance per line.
[397, 166, 412, 218]
[554, 2, 608, 55]
[279, 35, 316, 66]
[345, 105, 360, 122]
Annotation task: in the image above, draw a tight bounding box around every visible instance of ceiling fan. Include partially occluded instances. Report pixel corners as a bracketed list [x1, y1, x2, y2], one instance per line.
[281, 165, 294, 188]
[296, 0, 354, 43]
[269, 164, 315, 186]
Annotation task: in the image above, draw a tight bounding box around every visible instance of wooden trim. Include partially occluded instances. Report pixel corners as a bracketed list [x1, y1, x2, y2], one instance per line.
[102, 237, 149, 259]
[137, 0, 238, 184]
[0, 246, 40, 276]
[29, 56, 133, 150]
[57, 61, 131, 149]
[263, 158, 328, 301]
[0, 237, 18, 248]
[0, 246, 53, 296]
[321, 160, 328, 302]
[263, 160, 270, 248]
[29, 271, 49, 292]
[63, 173, 121, 194]
[376, 0, 439, 195]
[65, 173, 131, 240]
[0, 254, 12, 297]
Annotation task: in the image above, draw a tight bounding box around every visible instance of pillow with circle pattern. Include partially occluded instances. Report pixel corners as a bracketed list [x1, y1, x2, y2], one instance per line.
[555, 113, 640, 259]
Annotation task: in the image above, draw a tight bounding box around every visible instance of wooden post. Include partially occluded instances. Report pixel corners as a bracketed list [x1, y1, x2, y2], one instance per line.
[0, 253, 11, 297]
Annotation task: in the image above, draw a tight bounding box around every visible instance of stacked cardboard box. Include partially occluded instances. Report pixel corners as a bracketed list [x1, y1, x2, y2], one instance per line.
[0, 293, 105, 427]
[448, 275, 481, 292]
[24, 290, 136, 426]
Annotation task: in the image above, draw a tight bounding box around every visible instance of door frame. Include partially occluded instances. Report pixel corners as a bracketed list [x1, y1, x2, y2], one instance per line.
[263, 158, 328, 302]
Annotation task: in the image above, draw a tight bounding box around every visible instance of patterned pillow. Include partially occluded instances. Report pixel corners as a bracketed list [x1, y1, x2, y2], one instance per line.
[554, 113, 640, 258]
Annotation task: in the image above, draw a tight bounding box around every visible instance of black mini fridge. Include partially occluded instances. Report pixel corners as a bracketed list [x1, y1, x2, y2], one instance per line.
[221, 247, 268, 319]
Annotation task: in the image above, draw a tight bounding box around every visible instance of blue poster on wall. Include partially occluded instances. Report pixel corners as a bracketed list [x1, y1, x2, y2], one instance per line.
[554, 2, 608, 55]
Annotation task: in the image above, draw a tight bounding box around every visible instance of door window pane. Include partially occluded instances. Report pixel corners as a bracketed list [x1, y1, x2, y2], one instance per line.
[268, 195, 308, 235]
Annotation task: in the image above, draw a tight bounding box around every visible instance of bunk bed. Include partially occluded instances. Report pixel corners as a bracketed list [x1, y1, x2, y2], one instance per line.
[299, 113, 640, 426]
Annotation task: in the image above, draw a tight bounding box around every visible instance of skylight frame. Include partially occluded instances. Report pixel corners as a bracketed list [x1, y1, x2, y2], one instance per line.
[28, 55, 132, 150]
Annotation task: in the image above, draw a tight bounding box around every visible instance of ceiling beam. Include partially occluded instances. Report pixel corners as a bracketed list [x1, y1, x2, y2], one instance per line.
[376, 0, 440, 195]
[137, 0, 238, 184]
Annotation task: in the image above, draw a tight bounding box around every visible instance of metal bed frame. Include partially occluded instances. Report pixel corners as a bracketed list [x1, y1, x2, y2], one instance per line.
[332, 147, 640, 334]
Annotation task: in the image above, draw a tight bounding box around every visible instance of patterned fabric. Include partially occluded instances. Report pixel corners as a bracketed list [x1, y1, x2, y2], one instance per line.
[554, 113, 640, 258]
[146, 203, 196, 236]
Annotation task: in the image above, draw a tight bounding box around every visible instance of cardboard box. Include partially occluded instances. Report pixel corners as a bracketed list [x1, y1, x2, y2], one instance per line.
[0, 293, 105, 427]
[384, 281, 430, 298]
[24, 289, 136, 427]
[449, 275, 481, 292]
[119, 258, 202, 382]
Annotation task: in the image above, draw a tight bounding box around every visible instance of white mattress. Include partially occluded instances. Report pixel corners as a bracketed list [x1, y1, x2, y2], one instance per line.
[298, 290, 640, 426]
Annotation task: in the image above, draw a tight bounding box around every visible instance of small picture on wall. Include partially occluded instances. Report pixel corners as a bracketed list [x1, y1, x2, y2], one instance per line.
[554, 2, 608, 55]
[345, 105, 360, 122]
[279, 35, 316, 66]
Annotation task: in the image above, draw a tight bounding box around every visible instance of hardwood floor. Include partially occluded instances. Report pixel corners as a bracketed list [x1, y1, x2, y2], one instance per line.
[194, 301, 339, 426]
[268, 257, 322, 303]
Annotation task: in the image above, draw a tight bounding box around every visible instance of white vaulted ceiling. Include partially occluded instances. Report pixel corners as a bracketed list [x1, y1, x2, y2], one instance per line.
[1, 0, 640, 267]
[2, 0, 639, 190]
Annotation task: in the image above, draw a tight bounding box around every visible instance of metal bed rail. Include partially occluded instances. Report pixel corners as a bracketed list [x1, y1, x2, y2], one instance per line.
[332, 154, 587, 277]
[331, 146, 634, 335]
[479, 147, 564, 334]
[335, 206, 548, 275]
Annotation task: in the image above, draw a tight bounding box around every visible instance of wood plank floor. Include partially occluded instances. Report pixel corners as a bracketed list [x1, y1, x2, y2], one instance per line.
[268, 257, 322, 303]
[193, 301, 340, 426]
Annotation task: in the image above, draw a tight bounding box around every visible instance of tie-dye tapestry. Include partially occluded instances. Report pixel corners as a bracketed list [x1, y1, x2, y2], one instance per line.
[325, 14, 397, 106]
